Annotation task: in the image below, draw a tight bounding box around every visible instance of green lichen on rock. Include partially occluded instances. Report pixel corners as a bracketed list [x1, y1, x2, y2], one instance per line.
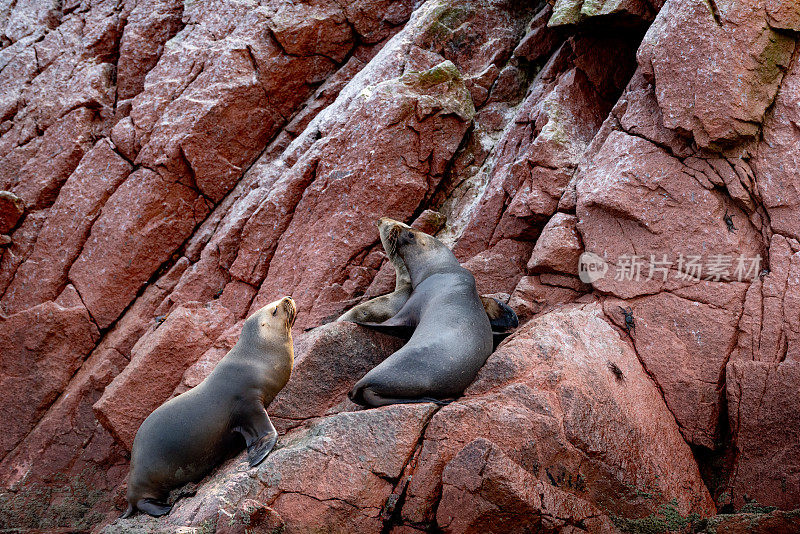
[548, 0, 585, 26]
[404, 60, 461, 89]
[0, 470, 105, 531]
[417, 1, 474, 44]
[753, 29, 794, 85]
[396, 61, 476, 121]
[612, 500, 701, 534]
[696, 508, 800, 534]
[434, 4, 472, 29]
[580, 0, 603, 16]
[581, 0, 634, 17]
[581, 0, 610, 17]
[738, 501, 777, 514]
[420, 1, 475, 49]
[541, 99, 571, 147]
[731, 25, 794, 141]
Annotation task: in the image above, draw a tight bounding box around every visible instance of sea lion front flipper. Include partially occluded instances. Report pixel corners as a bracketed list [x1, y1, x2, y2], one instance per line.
[354, 319, 414, 338]
[247, 432, 278, 467]
[480, 296, 519, 332]
[234, 405, 279, 468]
[354, 300, 419, 338]
[338, 287, 412, 324]
[137, 498, 172, 517]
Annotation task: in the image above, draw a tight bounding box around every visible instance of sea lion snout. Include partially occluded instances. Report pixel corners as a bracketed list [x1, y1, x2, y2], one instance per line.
[282, 297, 297, 327]
[380, 220, 409, 242]
[377, 217, 410, 233]
[377, 216, 400, 226]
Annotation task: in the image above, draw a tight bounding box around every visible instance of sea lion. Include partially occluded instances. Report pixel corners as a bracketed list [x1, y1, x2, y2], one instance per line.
[337, 219, 412, 324]
[480, 295, 519, 347]
[349, 220, 493, 407]
[338, 219, 518, 339]
[122, 296, 297, 518]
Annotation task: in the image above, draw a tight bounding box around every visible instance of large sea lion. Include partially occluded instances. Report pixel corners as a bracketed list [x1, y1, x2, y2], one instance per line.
[122, 297, 297, 518]
[349, 220, 493, 407]
[338, 219, 518, 339]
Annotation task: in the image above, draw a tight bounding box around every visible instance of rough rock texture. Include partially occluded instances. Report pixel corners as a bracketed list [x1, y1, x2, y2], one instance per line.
[402, 304, 715, 528]
[0, 191, 24, 235]
[94, 301, 235, 450]
[0, 286, 99, 461]
[103, 305, 714, 533]
[2, 0, 800, 530]
[726, 361, 800, 510]
[638, 0, 795, 148]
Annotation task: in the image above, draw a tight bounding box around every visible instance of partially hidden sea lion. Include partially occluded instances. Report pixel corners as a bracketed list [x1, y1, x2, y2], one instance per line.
[338, 219, 518, 342]
[480, 295, 518, 346]
[122, 297, 297, 518]
[337, 218, 412, 324]
[348, 220, 494, 407]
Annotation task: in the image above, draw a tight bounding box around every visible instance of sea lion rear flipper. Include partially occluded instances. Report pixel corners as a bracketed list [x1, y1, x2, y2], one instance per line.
[234, 406, 279, 468]
[137, 498, 172, 517]
[356, 386, 452, 407]
[480, 296, 519, 332]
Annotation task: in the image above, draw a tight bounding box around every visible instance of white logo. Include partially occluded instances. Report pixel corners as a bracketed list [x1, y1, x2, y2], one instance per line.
[579, 252, 608, 284]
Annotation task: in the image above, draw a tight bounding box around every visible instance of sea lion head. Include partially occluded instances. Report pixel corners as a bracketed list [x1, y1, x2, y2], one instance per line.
[377, 217, 411, 286]
[241, 296, 297, 349]
[380, 218, 457, 286]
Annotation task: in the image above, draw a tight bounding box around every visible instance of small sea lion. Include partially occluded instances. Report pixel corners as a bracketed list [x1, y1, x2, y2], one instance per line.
[122, 297, 296, 518]
[337, 219, 413, 324]
[349, 220, 493, 407]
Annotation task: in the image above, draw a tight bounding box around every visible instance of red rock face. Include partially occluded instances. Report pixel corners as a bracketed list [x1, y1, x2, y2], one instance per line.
[437, 438, 619, 533]
[2, 0, 800, 530]
[727, 360, 800, 510]
[2, 140, 132, 314]
[638, 0, 796, 149]
[0, 287, 99, 461]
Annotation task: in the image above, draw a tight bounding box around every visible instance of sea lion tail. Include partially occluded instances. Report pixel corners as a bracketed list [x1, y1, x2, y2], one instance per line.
[121, 504, 135, 519]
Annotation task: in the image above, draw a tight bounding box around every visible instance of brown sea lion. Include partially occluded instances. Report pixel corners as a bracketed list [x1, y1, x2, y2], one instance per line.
[122, 297, 296, 518]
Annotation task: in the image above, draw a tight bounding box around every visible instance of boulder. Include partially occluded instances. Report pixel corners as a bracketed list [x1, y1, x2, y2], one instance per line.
[0, 191, 24, 234]
[401, 304, 715, 525]
[638, 0, 797, 148]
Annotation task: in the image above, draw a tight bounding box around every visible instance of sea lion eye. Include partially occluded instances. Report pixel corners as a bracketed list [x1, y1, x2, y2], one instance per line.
[272, 308, 277, 316]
